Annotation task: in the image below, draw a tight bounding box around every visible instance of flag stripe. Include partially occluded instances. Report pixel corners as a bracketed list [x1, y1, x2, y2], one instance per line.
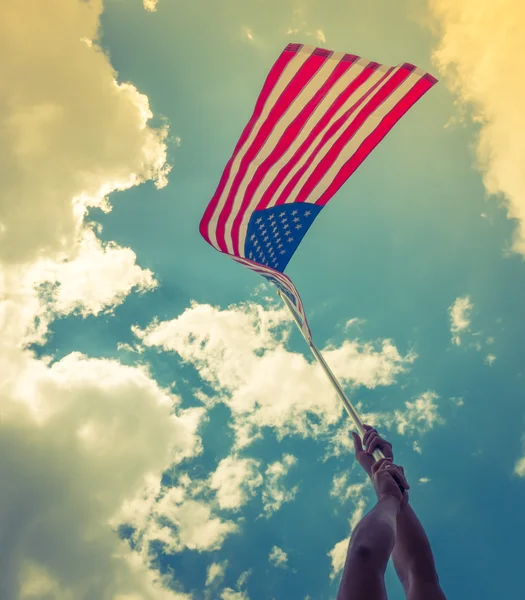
[228, 57, 356, 255]
[234, 62, 392, 252]
[282, 65, 412, 206]
[216, 49, 322, 253]
[200, 45, 306, 249]
[317, 74, 436, 205]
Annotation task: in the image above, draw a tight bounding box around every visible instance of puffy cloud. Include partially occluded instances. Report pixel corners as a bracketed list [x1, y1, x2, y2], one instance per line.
[514, 457, 525, 478]
[269, 546, 288, 568]
[135, 302, 415, 448]
[221, 590, 249, 600]
[260, 454, 298, 517]
[0, 351, 202, 600]
[209, 456, 263, 511]
[394, 391, 445, 436]
[0, 0, 169, 265]
[34, 228, 157, 317]
[419, 477, 431, 484]
[485, 354, 497, 367]
[143, 0, 159, 11]
[206, 562, 228, 587]
[449, 296, 473, 345]
[328, 537, 349, 580]
[429, 0, 525, 255]
[330, 474, 366, 505]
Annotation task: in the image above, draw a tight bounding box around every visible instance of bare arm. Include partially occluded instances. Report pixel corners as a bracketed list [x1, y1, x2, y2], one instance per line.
[352, 426, 447, 599]
[337, 460, 405, 600]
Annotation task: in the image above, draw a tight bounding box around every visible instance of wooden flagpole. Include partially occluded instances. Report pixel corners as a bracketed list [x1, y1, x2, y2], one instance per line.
[277, 290, 385, 462]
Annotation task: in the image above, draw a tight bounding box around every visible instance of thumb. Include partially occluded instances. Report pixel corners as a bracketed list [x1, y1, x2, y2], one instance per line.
[352, 432, 363, 454]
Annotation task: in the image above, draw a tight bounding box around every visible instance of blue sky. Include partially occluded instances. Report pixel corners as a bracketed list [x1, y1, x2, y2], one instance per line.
[2, 1, 525, 600]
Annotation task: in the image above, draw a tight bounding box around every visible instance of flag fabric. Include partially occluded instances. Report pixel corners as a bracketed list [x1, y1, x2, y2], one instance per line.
[200, 43, 437, 340]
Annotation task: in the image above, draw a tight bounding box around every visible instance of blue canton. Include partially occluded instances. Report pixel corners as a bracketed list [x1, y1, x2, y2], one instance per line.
[244, 203, 323, 272]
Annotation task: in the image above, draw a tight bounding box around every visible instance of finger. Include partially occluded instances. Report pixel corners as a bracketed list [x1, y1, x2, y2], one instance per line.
[371, 457, 392, 475]
[366, 434, 382, 455]
[352, 432, 364, 454]
[389, 465, 410, 490]
[363, 427, 377, 446]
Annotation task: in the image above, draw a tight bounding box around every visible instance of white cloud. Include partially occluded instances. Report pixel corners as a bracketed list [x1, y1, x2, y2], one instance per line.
[429, 0, 525, 256]
[413, 441, 423, 454]
[0, 351, 202, 600]
[394, 391, 445, 436]
[261, 454, 298, 517]
[34, 228, 157, 317]
[269, 546, 288, 568]
[330, 473, 366, 504]
[135, 302, 415, 448]
[209, 456, 263, 511]
[143, 0, 159, 11]
[221, 590, 249, 600]
[328, 537, 349, 579]
[0, 0, 170, 266]
[485, 354, 497, 366]
[206, 561, 228, 587]
[514, 457, 525, 478]
[419, 477, 431, 484]
[449, 296, 473, 345]
[242, 26, 255, 42]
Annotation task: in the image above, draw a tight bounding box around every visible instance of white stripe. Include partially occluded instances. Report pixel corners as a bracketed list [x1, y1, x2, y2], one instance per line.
[206, 46, 315, 251]
[221, 50, 342, 254]
[236, 60, 392, 252]
[290, 70, 422, 205]
[270, 66, 402, 209]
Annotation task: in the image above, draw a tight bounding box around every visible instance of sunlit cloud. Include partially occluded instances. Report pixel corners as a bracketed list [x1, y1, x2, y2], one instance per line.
[269, 546, 288, 568]
[449, 296, 473, 345]
[429, 0, 525, 256]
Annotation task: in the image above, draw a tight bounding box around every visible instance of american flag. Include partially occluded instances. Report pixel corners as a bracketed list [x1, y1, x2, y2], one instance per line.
[200, 43, 437, 340]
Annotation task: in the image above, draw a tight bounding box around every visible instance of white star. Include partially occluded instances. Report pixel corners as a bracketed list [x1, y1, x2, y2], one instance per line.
[287, 237, 294, 243]
[280, 250, 286, 255]
[305, 210, 311, 217]
[293, 217, 300, 223]
[283, 223, 290, 230]
[291, 209, 298, 216]
[279, 212, 286, 218]
[256, 217, 263, 224]
[250, 233, 256, 240]
[277, 243, 284, 249]
[263, 235, 269, 242]
[295, 224, 302, 230]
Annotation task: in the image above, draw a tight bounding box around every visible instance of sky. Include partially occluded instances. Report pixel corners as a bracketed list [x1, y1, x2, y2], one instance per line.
[1, 1, 525, 599]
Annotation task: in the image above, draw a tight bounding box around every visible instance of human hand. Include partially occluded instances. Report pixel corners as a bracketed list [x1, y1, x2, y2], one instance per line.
[352, 424, 393, 478]
[371, 458, 410, 508]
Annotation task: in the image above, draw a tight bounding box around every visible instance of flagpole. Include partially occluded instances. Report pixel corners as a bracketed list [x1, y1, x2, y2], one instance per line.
[277, 290, 385, 462]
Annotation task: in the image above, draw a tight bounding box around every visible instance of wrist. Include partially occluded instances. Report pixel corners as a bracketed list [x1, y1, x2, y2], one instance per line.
[378, 493, 401, 512]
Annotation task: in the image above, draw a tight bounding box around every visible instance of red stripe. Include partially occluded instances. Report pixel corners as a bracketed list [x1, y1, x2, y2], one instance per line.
[199, 46, 298, 246]
[228, 59, 355, 255]
[293, 66, 412, 204]
[316, 75, 436, 205]
[272, 66, 395, 207]
[252, 62, 378, 213]
[214, 52, 327, 253]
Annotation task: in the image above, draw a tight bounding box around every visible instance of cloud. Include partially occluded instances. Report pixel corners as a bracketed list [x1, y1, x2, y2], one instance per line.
[330, 474, 366, 504]
[328, 537, 349, 579]
[485, 354, 497, 366]
[260, 454, 298, 517]
[429, 0, 525, 256]
[0, 351, 202, 600]
[514, 457, 525, 478]
[449, 296, 473, 345]
[394, 391, 445, 436]
[269, 546, 288, 568]
[0, 0, 170, 265]
[206, 561, 228, 587]
[419, 477, 431, 484]
[143, 0, 159, 11]
[34, 228, 157, 317]
[135, 301, 415, 448]
[221, 590, 249, 600]
[209, 456, 263, 511]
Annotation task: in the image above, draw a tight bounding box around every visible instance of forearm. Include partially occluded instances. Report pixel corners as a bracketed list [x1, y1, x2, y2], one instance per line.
[392, 501, 440, 583]
[347, 495, 399, 570]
